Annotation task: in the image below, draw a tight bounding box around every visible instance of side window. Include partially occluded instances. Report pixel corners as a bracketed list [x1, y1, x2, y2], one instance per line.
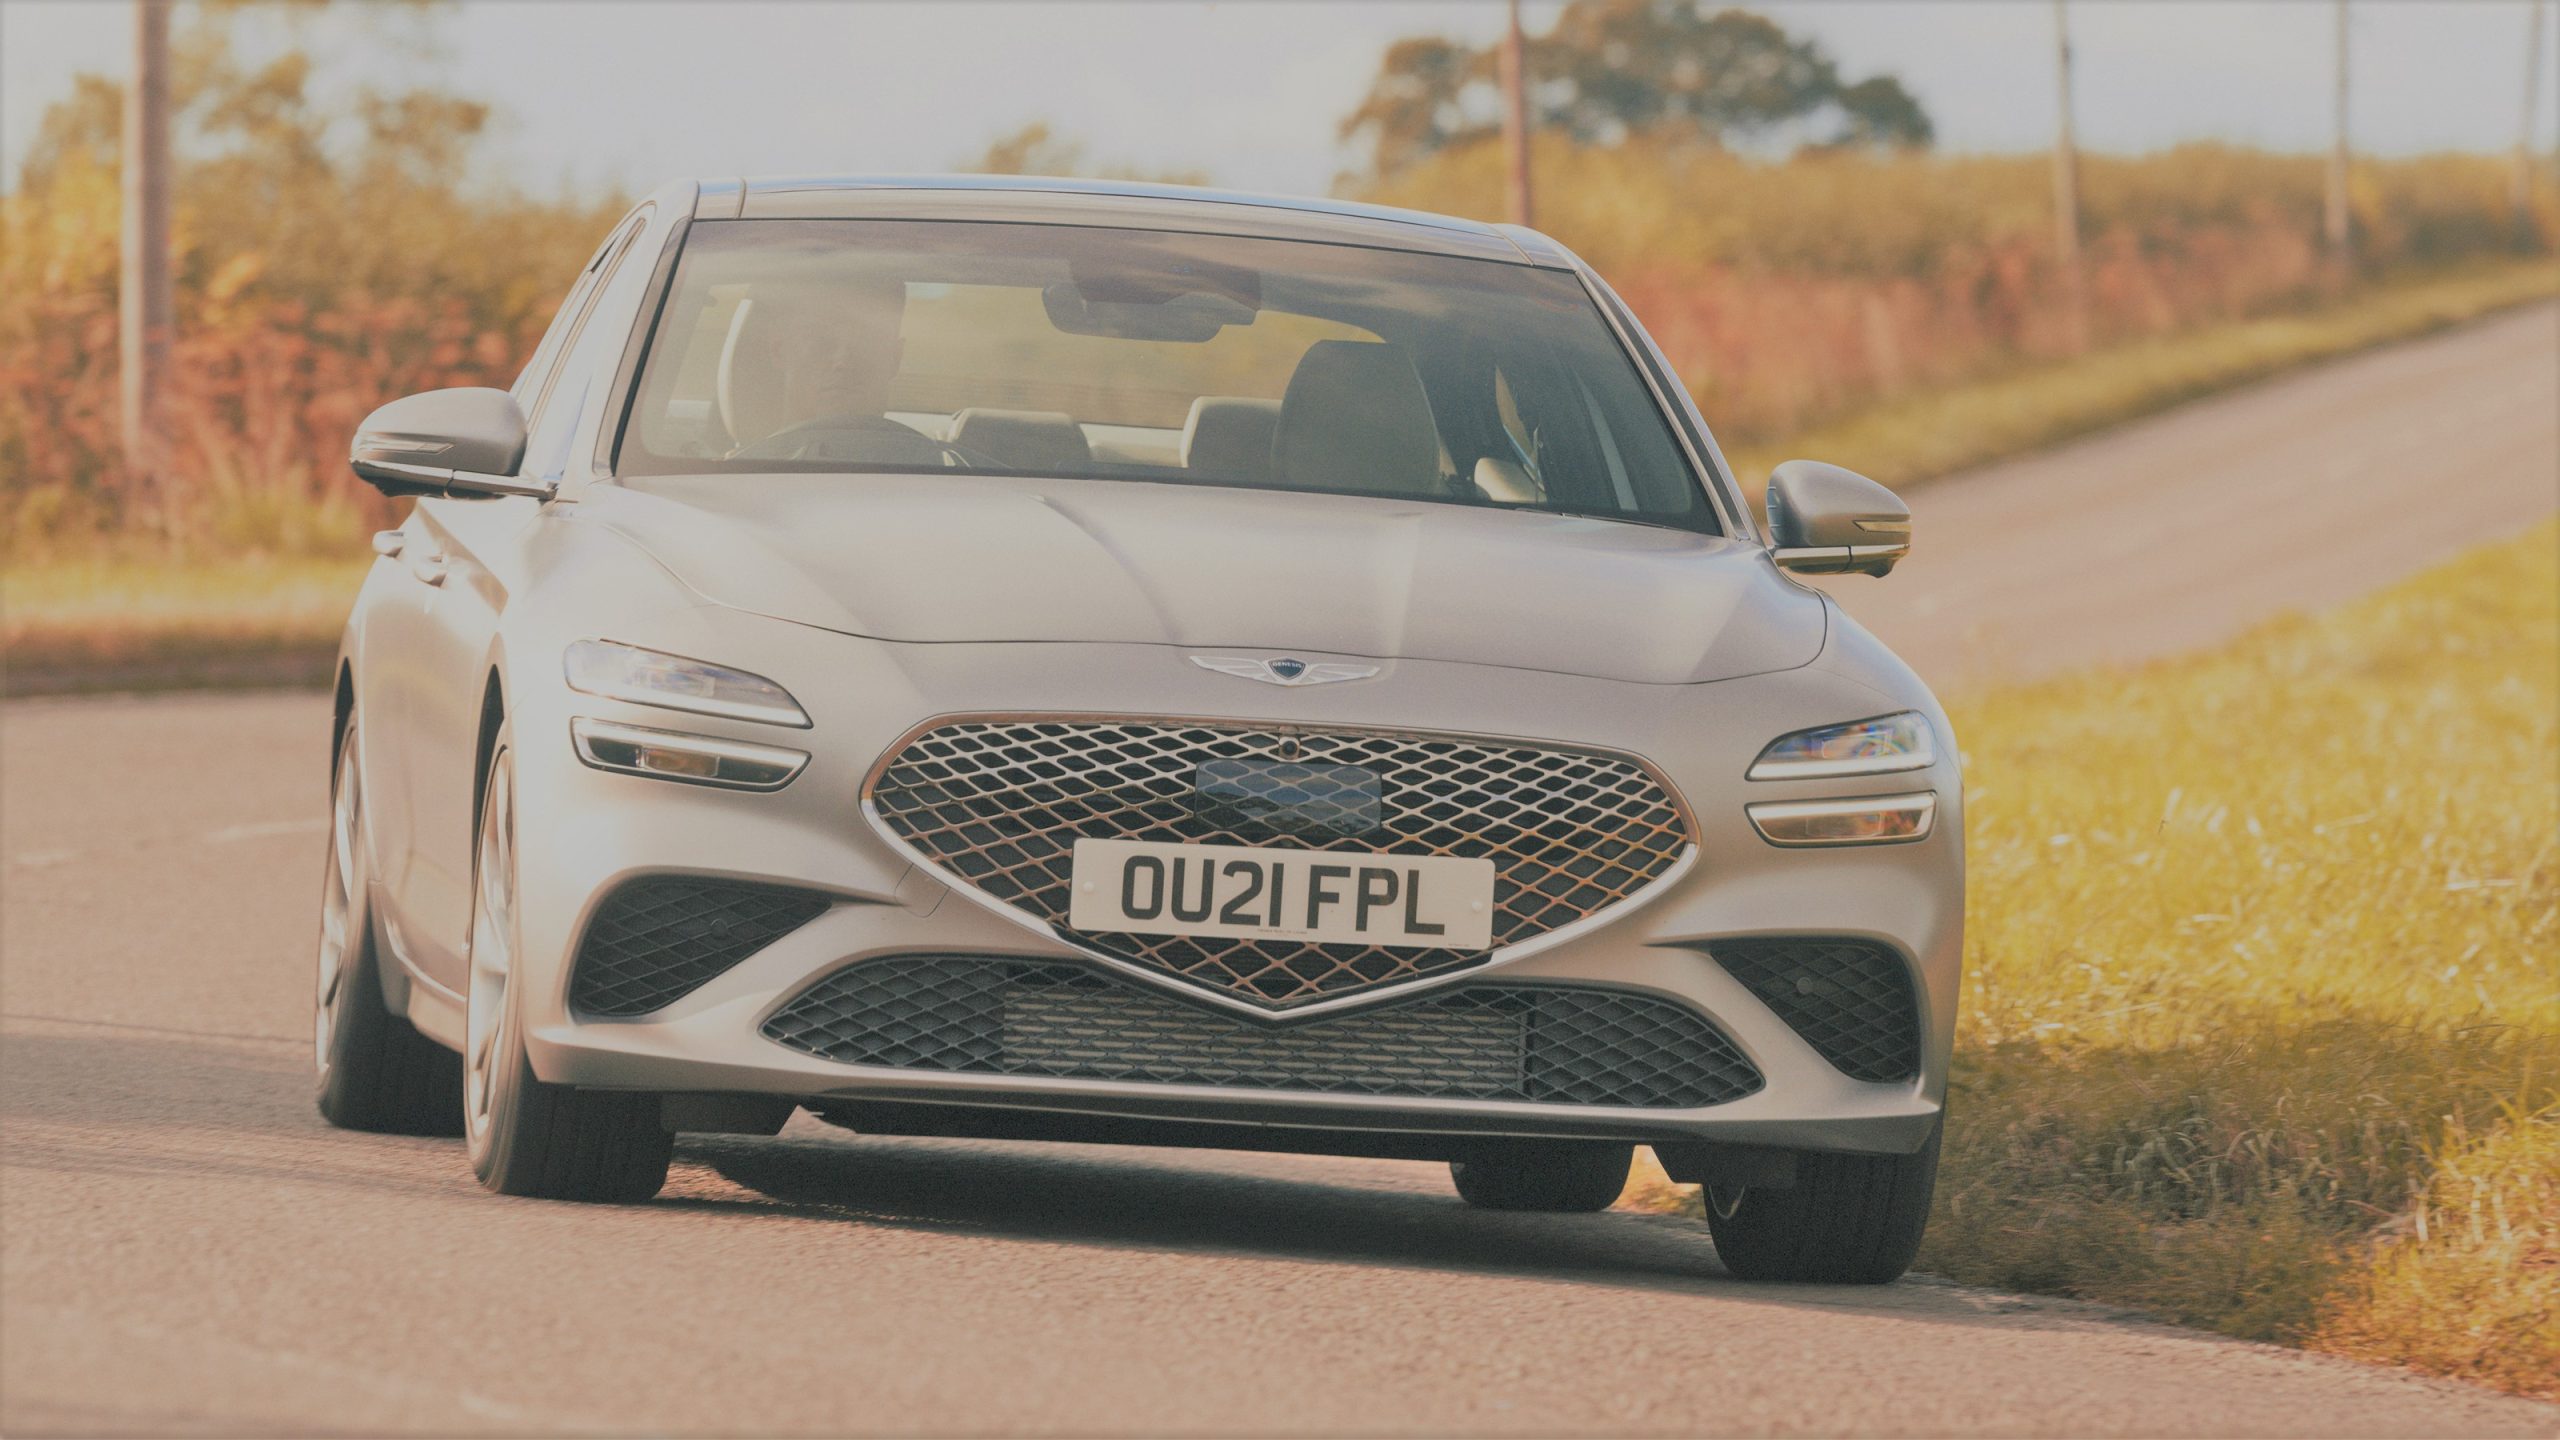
[511, 234, 619, 410]
[518, 213, 649, 478]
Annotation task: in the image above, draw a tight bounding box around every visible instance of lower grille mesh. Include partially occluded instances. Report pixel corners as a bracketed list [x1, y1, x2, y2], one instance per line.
[762, 956, 1763, 1109]
[569, 877, 831, 1017]
[1708, 937, 1921, 1082]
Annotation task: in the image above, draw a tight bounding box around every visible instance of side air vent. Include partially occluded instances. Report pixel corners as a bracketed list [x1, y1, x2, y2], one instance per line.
[569, 877, 831, 1017]
[1707, 937, 1921, 1083]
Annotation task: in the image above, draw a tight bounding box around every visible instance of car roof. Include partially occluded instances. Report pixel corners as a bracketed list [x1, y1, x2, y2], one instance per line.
[675, 173, 1575, 268]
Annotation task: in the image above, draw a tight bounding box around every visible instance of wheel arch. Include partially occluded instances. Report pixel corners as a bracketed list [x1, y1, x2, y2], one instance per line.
[331, 661, 355, 774]
[471, 666, 507, 835]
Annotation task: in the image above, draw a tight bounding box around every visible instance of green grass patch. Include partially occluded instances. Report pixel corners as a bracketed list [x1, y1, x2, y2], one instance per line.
[1630, 519, 2558, 1397]
[3, 555, 365, 693]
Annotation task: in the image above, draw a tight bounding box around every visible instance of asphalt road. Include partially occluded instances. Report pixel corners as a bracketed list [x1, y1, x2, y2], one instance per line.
[1816, 300, 2560, 684]
[5, 307, 2556, 1437]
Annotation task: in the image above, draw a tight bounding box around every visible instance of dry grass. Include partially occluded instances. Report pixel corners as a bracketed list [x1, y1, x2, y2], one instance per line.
[1364, 140, 2558, 446]
[1627, 520, 2559, 1397]
[2, 555, 364, 692]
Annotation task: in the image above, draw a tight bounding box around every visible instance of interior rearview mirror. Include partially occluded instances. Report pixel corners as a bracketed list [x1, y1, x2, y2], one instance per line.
[1765, 460, 1910, 577]
[349, 387, 549, 500]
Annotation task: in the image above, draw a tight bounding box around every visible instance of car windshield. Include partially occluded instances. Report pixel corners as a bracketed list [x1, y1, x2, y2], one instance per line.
[618, 218, 1716, 531]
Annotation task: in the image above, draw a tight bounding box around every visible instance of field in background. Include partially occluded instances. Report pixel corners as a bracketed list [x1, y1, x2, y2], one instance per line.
[1364, 140, 2557, 453]
[6, 134, 2552, 567]
[1630, 521, 2560, 1398]
[1, 554, 361, 693]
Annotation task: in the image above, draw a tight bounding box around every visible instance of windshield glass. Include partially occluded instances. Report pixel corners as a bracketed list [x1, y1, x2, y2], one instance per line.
[618, 218, 1716, 531]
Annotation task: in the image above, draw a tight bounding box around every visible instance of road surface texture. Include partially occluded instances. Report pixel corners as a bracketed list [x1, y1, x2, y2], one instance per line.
[5, 306, 2555, 1436]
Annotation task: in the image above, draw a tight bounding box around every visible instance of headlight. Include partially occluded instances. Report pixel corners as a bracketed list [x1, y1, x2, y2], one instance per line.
[1748, 711, 1933, 780]
[563, 639, 810, 727]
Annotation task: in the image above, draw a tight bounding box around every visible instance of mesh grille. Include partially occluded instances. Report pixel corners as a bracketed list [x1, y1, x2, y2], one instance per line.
[763, 956, 1763, 1109]
[865, 719, 1690, 1009]
[1709, 937, 1921, 1082]
[569, 877, 831, 1017]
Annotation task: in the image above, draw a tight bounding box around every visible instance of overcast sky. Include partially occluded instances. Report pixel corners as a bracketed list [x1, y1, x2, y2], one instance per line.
[4, 1, 2551, 198]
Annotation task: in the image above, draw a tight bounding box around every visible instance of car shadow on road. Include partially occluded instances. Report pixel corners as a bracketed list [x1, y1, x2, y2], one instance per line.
[673, 1127, 1952, 1314]
[2, 1022, 2095, 1331]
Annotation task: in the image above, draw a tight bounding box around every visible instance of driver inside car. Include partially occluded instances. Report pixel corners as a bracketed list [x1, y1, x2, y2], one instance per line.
[719, 280, 949, 465]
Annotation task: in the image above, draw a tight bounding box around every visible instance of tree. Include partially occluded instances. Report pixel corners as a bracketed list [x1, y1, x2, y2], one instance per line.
[960, 121, 1209, 186]
[1339, 1, 1932, 178]
[967, 121, 1086, 178]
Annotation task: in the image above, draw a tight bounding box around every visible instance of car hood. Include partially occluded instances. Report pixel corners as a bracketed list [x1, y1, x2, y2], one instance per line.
[587, 473, 1824, 686]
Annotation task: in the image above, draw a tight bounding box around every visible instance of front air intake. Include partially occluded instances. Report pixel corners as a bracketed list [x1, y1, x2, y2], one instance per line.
[1708, 937, 1921, 1083]
[568, 877, 831, 1017]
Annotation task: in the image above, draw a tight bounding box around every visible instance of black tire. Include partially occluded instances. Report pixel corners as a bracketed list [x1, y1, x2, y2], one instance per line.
[1703, 1120, 1941, 1284]
[315, 719, 463, 1136]
[463, 734, 671, 1202]
[1449, 1141, 1633, 1213]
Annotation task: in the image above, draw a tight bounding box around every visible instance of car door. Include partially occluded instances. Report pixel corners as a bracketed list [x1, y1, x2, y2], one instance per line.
[368, 210, 651, 992]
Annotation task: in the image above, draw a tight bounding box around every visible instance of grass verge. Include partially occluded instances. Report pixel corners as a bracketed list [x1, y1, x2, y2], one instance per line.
[1721, 259, 2560, 492]
[1629, 519, 2559, 1398]
[2, 555, 365, 695]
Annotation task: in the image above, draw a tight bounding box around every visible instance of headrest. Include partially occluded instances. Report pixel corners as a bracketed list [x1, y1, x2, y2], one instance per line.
[945, 407, 1092, 473]
[1179, 396, 1283, 482]
[1272, 341, 1440, 497]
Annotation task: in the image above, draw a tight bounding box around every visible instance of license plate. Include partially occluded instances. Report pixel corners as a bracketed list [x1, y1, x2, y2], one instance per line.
[1067, 839, 1496, 950]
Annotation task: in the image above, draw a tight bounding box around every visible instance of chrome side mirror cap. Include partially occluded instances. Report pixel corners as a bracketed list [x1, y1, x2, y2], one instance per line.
[1765, 460, 1909, 577]
[349, 387, 550, 501]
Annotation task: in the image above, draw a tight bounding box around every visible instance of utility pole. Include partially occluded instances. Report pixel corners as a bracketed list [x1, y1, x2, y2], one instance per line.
[2325, 0, 2353, 274]
[2051, 0, 2088, 353]
[2515, 0, 2549, 241]
[120, 0, 173, 477]
[1500, 0, 1534, 229]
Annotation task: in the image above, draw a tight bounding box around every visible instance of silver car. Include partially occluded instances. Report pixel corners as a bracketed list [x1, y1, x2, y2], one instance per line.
[318, 176, 1959, 1284]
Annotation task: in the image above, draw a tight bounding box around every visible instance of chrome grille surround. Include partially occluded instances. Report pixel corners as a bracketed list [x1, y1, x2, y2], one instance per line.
[762, 955, 1765, 1109]
[862, 715, 1695, 1013]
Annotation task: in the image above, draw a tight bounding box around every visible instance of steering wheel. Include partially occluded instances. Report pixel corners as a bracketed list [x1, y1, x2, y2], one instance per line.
[728, 415, 1005, 470]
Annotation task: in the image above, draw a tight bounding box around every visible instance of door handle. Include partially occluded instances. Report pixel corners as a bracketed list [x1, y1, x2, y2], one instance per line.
[370, 529, 405, 559]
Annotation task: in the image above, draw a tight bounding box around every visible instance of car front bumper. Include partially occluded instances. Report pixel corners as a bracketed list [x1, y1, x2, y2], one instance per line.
[504, 627, 1962, 1159]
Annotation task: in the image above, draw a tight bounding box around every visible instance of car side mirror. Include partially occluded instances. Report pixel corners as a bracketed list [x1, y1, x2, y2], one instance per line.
[349, 387, 550, 500]
[1765, 460, 1909, 577]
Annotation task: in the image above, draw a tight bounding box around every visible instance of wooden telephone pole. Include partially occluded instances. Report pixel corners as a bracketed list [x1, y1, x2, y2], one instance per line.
[120, 0, 173, 476]
[2516, 0, 2550, 239]
[2325, 0, 2353, 273]
[2051, 0, 2088, 353]
[1500, 0, 1534, 229]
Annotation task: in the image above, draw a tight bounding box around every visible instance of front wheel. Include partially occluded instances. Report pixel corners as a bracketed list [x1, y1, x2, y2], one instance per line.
[314, 718, 461, 1135]
[1702, 1120, 1941, 1284]
[463, 734, 671, 1202]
